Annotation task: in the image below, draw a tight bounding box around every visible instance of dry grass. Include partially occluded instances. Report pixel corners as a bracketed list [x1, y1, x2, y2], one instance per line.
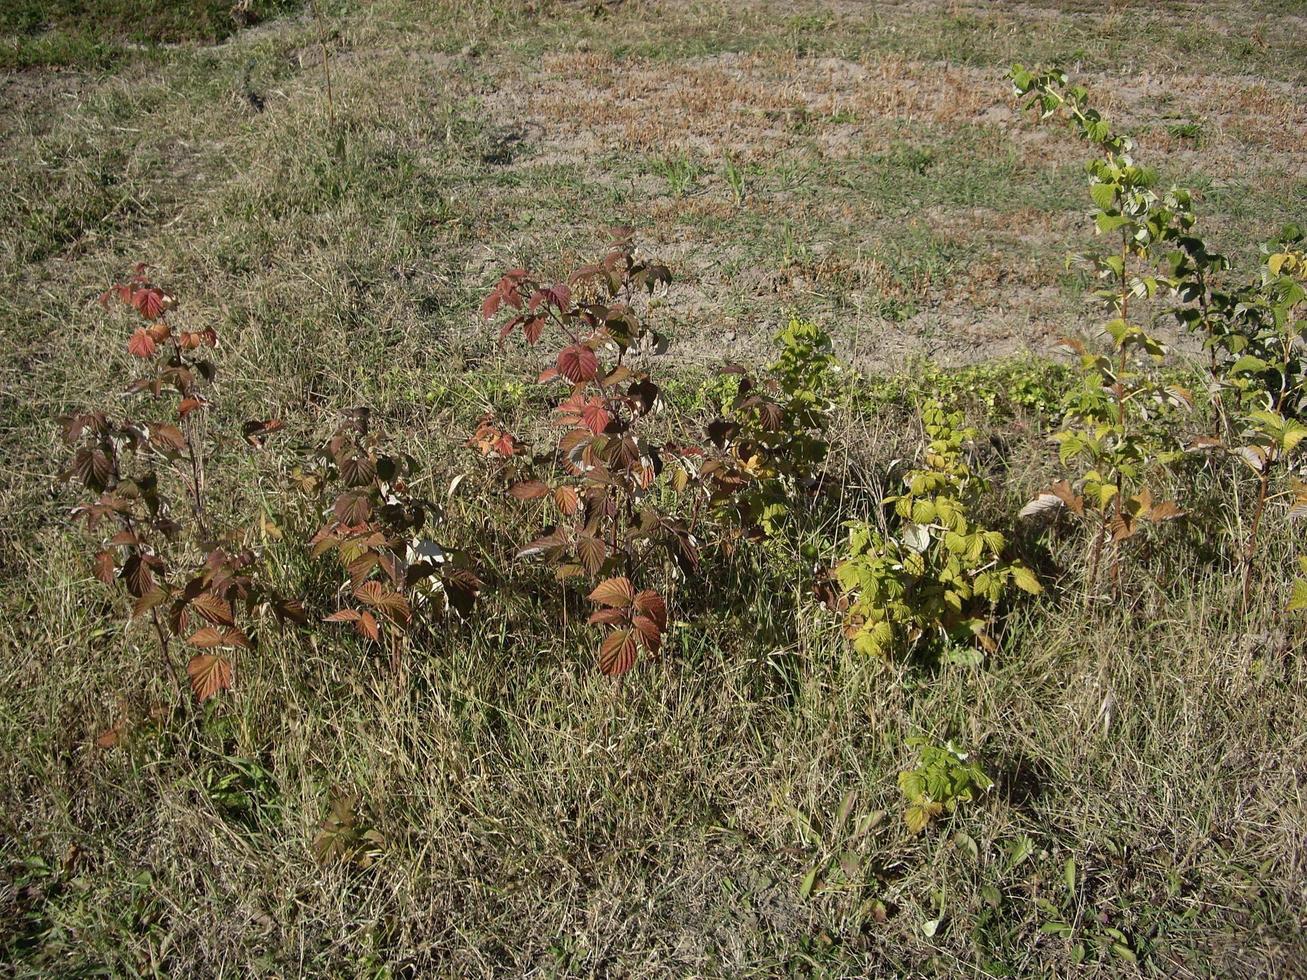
[2, 0, 1306, 975]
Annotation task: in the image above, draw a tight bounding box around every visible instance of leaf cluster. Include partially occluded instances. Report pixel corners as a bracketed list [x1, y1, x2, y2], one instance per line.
[835, 400, 1040, 661]
[897, 737, 993, 835]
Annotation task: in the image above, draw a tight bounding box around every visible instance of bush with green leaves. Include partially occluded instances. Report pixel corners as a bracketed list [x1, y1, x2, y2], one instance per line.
[1011, 67, 1197, 596]
[836, 400, 1040, 661]
[897, 737, 993, 834]
[1174, 230, 1306, 603]
[692, 316, 837, 541]
[1012, 65, 1304, 609]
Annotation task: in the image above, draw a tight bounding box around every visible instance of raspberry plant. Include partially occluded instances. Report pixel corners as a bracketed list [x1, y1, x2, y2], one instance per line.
[308, 409, 482, 669]
[836, 400, 1040, 661]
[480, 229, 676, 675]
[1174, 231, 1306, 604]
[62, 266, 302, 705]
[897, 737, 992, 835]
[1010, 67, 1191, 597]
[692, 317, 836, 542]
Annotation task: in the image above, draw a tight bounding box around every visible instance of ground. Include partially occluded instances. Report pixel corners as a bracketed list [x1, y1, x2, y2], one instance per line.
[1, 0, 1305, 976]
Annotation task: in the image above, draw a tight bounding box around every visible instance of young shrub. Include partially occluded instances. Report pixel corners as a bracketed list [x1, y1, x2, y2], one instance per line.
[835, 400, 1040, 661]
[1010, 68, 1192, 597]
[1014, 66, 1305, 611]
[689, 316, 837, 542]
[479, 228, 676, 675]
[1175, 230, 1306, 604]
[61, 265, 302, 706]
[307, 408, 481, 669]
[897, 737, 993, 834]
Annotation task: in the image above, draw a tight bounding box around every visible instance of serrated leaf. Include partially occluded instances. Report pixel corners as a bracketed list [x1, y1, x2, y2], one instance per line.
[553, 485, 581, 515]
[509, 480, 550, 501]
[127, 327, 157, 358]
[354, 581, 411, 622]
[188, 626, 249, 649]
[1011, 565, 1042, 595]
[576, 534, 606, 575]
[598, 629, 638, 676]
[589, 577, 635, 608]
[557, 344, 599, 383]
[186, 654, 233, 702]
[92, 550, 117, 585]
[632, 614, 662, 653]
[632, 589, 667, 630]
[191, 593, 235, 626]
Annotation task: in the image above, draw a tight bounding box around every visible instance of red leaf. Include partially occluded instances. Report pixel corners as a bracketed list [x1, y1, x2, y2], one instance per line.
[243, 418, 284, 447]
[188, 626, 249, 649]
[132, 286, 172, 321]
[557, 344, 599, 383]
[598, 629, 638, 676]
[71, 447, 113, 490]
[127, 327, 157, 358]
[121, 554, 155, 598]
[523, 316, 546, 344]
[633, 590, 667, 630]
[517, 529, 567, 559]
[324, 608, 363, 622]
[92, 550, 117, 585]
[191, 593, 235, 627]
[151, 423, 185, 452]
[498, 314, 524, 344]
[587, 608, 627, 625]
[333, 491, 372, 525]
[357, 610, 380, 641]
[632, 614, 662, 653]
[553, 485, 581, 515]
[178, 397, 205, 416]
[580, 401, 612, 435]
[354, 581, 411, 622]
[576, 534, 606, 575]
[588, 577, 635, 608]
[187, 654, 233, 702]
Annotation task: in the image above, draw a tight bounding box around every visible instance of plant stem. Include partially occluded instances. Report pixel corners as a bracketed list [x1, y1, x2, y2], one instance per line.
[1242, 470, 1269, 613]
[310, 0, 337, 131]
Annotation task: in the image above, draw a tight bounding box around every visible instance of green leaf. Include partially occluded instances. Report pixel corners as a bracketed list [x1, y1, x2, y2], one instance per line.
[1288, 579, 1307, 613]
[1096, 213, 1132, 234]
[1011, 565, 1042, 595]
[1005, 835, 1034, 872]
[1089, 182, 1116, 211]
[799, 865, 820, 899]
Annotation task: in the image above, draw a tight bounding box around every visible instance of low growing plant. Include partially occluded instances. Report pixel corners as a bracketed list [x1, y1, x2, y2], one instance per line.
[478, 228, 676, 674]
[307, 408, 481, 670]
[836, 400, 1040, 661]
[897, 737, 992, 834]
[61, 265, 302, 706]
[689, 316, 837, 542]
